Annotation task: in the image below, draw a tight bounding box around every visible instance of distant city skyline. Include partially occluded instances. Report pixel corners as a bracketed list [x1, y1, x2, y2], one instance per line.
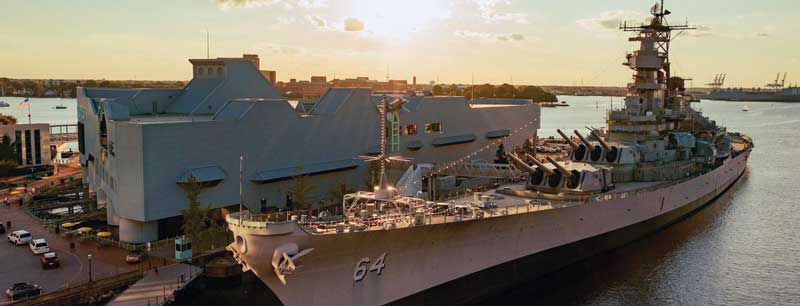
[0, 0, 797, 87]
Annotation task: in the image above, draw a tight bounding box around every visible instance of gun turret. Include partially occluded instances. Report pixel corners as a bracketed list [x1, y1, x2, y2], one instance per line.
[574, 130, 592, 148]
[591, 131, 611, 151]
[524, 154, 554, 175]
[557, 129, 578, 150]
[545, 156, 575, 179]
[507, 153, 539, 175]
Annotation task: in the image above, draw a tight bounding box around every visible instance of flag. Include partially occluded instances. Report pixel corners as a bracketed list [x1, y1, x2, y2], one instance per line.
[19, 98, 29, 107]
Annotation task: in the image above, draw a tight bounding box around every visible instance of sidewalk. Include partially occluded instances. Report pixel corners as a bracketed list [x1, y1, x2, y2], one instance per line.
[0, 167, 172, 304]
[107, 264, 202, 306]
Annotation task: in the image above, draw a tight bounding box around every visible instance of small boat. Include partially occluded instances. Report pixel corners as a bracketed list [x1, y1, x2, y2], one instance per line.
[742, 105, 749, 112]
[0, 101, 9, 107]
[556, 101, 570, 107]
[53, 100, 67, 109]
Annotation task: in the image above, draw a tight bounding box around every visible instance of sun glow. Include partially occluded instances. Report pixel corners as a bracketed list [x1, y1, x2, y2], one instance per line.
[345, 0, 451, 40]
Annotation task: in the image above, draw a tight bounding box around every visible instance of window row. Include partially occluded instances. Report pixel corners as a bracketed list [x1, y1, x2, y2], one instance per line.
[196, 66, 224, 76]
[403, 122, 442, 135]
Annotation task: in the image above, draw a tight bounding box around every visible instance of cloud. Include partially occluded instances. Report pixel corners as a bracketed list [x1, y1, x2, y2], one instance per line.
[472, 0, 529, 24]
[214, 0, 327, 9]
[257, 43, 305, 55]
[343, 17, 365, 32]
[455, 30, 525, 42]
[577, 10, 645, 32]
[306, 14, 330, 30]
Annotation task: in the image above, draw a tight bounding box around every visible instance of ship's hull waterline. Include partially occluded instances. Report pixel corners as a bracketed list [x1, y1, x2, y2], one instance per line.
[227, 150, 750, 306]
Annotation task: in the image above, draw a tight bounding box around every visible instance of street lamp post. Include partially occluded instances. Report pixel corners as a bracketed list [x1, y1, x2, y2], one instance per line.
[88, 254, 93, 283]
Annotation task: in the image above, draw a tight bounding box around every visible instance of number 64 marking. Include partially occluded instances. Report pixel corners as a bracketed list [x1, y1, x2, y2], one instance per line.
[353, 252, 387, 282]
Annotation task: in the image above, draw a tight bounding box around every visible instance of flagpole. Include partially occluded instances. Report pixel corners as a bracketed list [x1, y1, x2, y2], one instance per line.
[239, 155, 243, 225]
[26, 99, 31, 125]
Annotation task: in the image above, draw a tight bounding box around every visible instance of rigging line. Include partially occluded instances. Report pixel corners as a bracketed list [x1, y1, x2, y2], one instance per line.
[432, 119, 536, 175]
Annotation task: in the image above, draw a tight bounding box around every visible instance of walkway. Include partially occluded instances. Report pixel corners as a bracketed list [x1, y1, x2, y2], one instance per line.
[107, 263, 202, 306]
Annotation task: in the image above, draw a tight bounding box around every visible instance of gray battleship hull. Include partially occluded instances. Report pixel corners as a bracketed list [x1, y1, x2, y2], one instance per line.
[227, 150, 750, 306]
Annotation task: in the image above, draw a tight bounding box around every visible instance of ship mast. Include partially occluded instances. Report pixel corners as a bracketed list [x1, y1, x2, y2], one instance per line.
[360, 95, 411, 200]
[620, 0, 693, 113]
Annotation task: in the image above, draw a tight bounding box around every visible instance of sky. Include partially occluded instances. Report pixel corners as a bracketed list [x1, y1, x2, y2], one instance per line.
[0, 0, 797, 88]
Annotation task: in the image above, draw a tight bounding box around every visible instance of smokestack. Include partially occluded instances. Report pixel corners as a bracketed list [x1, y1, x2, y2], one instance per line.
[413, 76, 417, 90]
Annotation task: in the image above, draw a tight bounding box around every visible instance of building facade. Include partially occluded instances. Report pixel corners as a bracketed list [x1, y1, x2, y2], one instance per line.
[0, 123, 52, 168]
[77, 54, 540, 243]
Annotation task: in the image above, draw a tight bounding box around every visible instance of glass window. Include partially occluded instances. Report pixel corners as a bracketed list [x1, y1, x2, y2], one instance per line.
[424, 122, 442, 134]
[217, 67, 223, 75]
[24, 130, 32, 165]
[404, 124, 417, 135]
[34, 130, 41, 164]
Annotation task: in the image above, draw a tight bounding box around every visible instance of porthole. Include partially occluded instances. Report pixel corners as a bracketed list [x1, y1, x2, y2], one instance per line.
[217, 67, 223, 75]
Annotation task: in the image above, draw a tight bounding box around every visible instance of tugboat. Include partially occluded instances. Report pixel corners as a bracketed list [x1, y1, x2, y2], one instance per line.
[225, 2, 753, 306]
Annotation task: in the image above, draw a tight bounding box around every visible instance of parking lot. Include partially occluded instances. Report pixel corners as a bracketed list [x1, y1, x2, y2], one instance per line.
[0, 204, 144, 304]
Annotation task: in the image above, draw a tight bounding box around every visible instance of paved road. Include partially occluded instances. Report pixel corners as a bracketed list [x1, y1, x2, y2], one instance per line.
[0, 165, 168, 304]
[0, 203, 134, 304]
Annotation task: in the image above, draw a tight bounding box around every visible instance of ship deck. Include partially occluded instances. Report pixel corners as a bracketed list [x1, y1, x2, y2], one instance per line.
[228, 180, 675, 236]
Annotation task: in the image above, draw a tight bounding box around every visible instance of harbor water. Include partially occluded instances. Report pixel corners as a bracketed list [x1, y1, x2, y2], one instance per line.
[3, 96, 797, 305]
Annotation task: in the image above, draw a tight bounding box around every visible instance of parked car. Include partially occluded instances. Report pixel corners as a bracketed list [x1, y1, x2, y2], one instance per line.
[126, 249, 147, 264]
[5, 282, 41, 301]
[41, 252, 60, 269]
[7, 230, 32, 245]
[29, 239, 50, 255]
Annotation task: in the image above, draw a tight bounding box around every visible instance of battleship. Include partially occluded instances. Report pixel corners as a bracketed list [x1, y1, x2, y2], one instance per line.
[700, 72, 800, 102]
[225, 2, 753, 305]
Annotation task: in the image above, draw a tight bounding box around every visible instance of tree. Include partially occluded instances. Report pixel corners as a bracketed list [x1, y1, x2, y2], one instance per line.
[432, 85, 444, 96]
[495, 144, 509, 164]
[179, 176, 226, 252]
[446, 84, 461, 96]
[495, 83, 518, 98]
[82, 80, 98, 88]
[464, 84, 496, 100]
[180, 176, 206, 250]
[0, 114, 18, 125]
[286, 167, 314, 210]
[328, 179, 352, 206]
[0, 135, 17, 161]
[517, 86, 557, 102]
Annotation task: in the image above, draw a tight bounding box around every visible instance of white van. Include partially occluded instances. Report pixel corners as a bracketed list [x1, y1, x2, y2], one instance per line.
[29, 239, 50, 255]
[7, 230, 33, 246]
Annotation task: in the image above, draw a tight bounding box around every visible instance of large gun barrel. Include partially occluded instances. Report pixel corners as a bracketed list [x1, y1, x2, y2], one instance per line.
[574, 130, 593, 148]
[557, 129, 578, 150]
[591, 131, 611, 151]
[507, 153, 539, 175]
[545, 156, 575, 179]
[524, 153, 554, 175]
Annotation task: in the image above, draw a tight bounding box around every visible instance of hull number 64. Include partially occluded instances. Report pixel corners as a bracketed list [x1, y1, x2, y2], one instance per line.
[353, 252, 387, 282]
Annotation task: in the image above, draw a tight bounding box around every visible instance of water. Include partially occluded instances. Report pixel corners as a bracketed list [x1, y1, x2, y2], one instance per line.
[0, 96, 78, 150]
[482, 96, 800, 306]
[0, 97, 77, 125]
[9, 97, 798, 305]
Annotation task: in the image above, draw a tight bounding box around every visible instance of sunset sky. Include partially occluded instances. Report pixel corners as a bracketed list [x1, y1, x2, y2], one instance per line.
[0, 0, 797, 87]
